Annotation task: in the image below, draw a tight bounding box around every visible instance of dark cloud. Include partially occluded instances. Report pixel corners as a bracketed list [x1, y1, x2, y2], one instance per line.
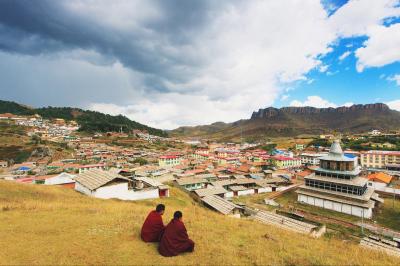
[0, 0, 225, 91]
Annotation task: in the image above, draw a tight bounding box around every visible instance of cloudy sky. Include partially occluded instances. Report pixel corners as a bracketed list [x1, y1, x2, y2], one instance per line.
[1, 0, 400, 129]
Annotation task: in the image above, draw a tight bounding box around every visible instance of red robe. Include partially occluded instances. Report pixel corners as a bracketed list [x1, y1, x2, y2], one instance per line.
[158, 219, 195, 257]
[141, 211, 165, 242]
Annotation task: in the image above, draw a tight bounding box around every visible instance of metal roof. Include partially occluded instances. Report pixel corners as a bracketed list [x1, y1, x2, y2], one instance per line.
[135, 176, 163, 187]
[229, 185, 248, 191]
[175, 177, 208, 186]
[201, 195, 242, 215]
[75, 169, 129, 190]
[194, 187, 228, 197]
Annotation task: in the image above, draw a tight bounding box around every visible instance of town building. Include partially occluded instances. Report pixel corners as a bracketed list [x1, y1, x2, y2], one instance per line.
[175, 177, 208, 191]
[360, 150, 400, 169]
[158, 154, 183, 167]
[78, 164, 106, 174]
[201, 195, 244, 217]
[300, 152, 327, 166]
[75, 169, 169, 200]
[296, 140, 383, 218]
[272, 156, 302, 169]
[44, 172, 76, 188]
[367, 172, 393, 190]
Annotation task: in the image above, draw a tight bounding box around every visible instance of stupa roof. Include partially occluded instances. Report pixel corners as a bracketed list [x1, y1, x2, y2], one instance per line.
[320, 140, 355, 162]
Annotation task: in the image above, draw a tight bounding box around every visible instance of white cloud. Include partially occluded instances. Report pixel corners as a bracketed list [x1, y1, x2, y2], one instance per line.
[339, 51, 351, 61]
[328, 0, 400, 72]
[355, 23, 400, 72]
[280, 94, 290, 101]
[88, 1, 339, 128]
[386, 99, 400, 111]
[290, 96, 354, 109]
[387, 74, 400, 86]
[319, 64, 329, 73]
[329, 0, 400, 37]
[343, 102, 354, 107]
[290, 96, 338, 108]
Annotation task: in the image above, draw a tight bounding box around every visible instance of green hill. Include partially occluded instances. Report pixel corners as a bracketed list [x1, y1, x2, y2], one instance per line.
[0, 180, 399, 265]
[0, 100, 167, 137]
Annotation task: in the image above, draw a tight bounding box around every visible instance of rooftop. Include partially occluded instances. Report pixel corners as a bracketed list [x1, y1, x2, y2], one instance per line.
[194, 187, 228, 197]
[201, 195, 242, 215]
[74, 169, 129, 190]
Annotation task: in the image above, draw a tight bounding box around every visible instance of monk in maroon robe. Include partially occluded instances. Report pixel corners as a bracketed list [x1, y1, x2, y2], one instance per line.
[158, 211, 195, 257]
[141, 204, 165, 242]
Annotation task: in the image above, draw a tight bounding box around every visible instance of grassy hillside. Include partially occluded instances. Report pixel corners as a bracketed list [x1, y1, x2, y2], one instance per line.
[0, 181, 399, 265]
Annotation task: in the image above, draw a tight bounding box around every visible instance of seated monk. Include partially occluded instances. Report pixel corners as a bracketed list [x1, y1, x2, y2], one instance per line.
[141, 204, 165, 242]
[158, 211, 195, 257]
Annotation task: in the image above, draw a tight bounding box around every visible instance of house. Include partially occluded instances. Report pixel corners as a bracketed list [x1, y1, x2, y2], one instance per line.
[272, 156, 302, 169]
[158, 155, 183, 167]
[201, 195, 243, 217]
[0, 113, 16, 120]
[360, 151, 400, 169]
[367, 172, 393, 189]
[78, 164, 106, 174]
[192, 186, 228, 198]
[44, 172, 76, 188]
[175, 177, 208, 191]
[74, 169, 168, 200]
[300, 152, 327, 166]
[0, 160, 8, 168]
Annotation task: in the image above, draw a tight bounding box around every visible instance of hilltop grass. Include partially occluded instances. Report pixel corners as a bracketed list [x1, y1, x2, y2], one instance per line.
[0, 181, 399, 265]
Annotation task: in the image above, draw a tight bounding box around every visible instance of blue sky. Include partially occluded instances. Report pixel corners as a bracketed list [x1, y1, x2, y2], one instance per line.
[276, 34, 400, 107]
[0, 0, 400, 129]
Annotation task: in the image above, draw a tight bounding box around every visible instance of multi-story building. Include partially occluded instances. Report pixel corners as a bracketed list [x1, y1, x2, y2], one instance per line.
[158, 155, 183, 167]
[360, 150, 400, 169]
[297, 140, 383, 218]
[300, 152, 328, 166]
[272, 156, 301, 169]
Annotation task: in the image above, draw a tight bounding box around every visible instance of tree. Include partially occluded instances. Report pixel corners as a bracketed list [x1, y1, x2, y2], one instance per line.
[30, 134, 41, 145]
[132, 157, 148, 166]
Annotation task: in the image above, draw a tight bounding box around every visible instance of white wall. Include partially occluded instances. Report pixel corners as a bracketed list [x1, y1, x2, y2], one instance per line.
[238, 189, 255, 196]
[297, 194, 372, 218]
[258, 187, 273, 193]
[367, 181, 387, 190]
[75, 181, 93, 196]
[224, 192, 234, 198]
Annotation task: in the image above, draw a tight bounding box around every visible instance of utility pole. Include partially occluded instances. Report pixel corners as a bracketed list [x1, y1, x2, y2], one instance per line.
[394, 186, 396, 209]
[361, 209, 364, 236]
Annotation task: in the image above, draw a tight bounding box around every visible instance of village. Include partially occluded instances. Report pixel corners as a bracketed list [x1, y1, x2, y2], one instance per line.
[1, 113, 400, 257]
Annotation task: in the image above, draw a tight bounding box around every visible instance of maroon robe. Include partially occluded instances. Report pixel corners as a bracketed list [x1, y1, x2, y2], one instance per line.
[141, 210, 165, 242]
[158, 219, 195, 257]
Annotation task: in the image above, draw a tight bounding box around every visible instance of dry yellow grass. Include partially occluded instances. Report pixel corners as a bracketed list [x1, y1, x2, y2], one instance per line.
[1, 180, 399, 265]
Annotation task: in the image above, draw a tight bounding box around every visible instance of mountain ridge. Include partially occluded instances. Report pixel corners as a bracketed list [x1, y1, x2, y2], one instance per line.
[171, 103, 400, 141]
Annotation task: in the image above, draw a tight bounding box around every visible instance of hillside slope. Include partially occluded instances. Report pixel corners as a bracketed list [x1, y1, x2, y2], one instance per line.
[0, 181, 399, 265]
[171, 103, 400, 141]
[0, 100, 167, 137]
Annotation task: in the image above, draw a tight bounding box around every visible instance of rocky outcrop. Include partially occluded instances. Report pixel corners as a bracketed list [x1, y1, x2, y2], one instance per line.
[251, 103, 390, 119]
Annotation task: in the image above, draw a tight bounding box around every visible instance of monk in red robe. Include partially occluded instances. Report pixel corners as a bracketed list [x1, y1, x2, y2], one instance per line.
[141, 204, 165, 242]
[158, 211, 195, 257]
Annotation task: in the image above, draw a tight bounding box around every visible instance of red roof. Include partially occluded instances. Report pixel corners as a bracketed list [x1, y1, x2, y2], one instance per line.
[159, 155, 179, 159]
[273, 156, 298, 161]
